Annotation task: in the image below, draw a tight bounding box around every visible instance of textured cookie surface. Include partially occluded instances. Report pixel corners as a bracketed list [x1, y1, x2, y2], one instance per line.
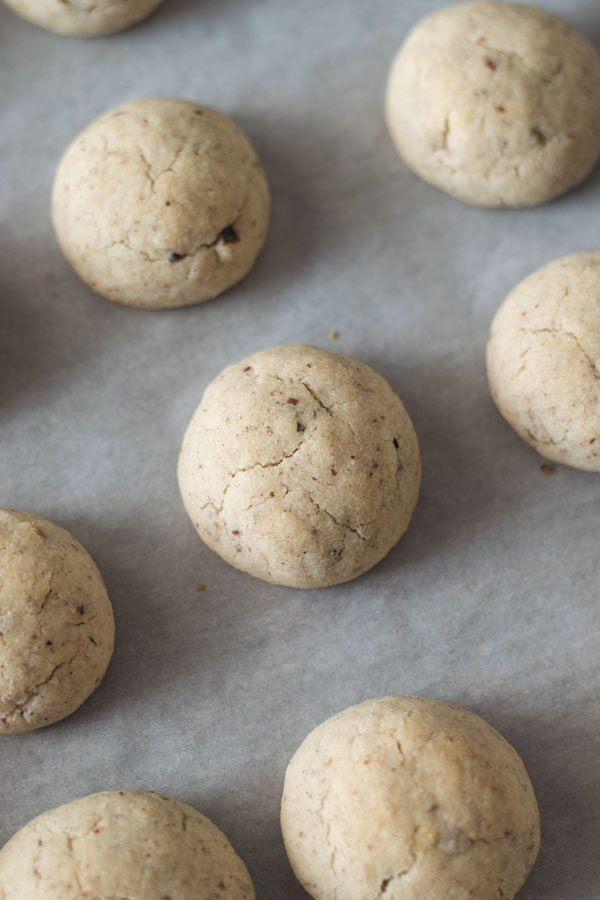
[1, 0, 164, 36]
[385, 2, 600, 206]
[178, 345, 421, 588]
[52, 98, 270, 308]
[281, 696, 540, 900]
[0, 508, 114, 734]
[0, 789, 255, 899]
[487, 252, 600, 470]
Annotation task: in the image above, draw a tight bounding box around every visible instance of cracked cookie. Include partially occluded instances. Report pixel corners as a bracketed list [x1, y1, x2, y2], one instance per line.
[0, 508, 114, 734]
[281, 696, 540, 900]
[487, 251, 600, 470]
[177, 344, 421, 589]
[385, 2, 600, 206]
[1, 0, 164, 36]
[52, 98, 270, 308]
[0, 789, 255, 899]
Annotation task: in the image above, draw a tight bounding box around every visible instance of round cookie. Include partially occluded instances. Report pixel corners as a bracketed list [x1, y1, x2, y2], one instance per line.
[1, 0, 164, 36]
[52, 98, 270, 309]
[385, 2, 600, 207]
[0, 789, 255, 899]
[281, 696, 540, 900]
[487, 252, 600, 470]
[177, 345, 421, 588]
[0, 508, 114, 734]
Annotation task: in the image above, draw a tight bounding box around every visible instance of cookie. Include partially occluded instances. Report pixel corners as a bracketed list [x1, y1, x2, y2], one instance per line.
[178, 344, 420, 589]
[52, 98, 270, 309]
[0, 789, 255, 899]
[385, 2, 600, 206]
[1, 0, 163, 36]
[487, 251, 600, 470]
[0, 508, 114, 734]
[281, 696, 540, 900]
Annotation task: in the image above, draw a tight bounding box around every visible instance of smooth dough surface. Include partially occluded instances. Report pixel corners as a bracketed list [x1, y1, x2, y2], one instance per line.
[52, 98, 270, 308]
[1, 0, 164, 36]
[487, 252, 600, 471]
[0, 789, 255, 899]
[0, 508, 114, 734]
[178, 345, 421, 589]
[385, 2, 600, 207]
[281, 696, 540, 900]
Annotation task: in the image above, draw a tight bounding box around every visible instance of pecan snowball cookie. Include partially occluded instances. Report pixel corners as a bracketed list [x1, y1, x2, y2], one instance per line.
[0, 790, 255, 899]
[281, 696, 540, 900]
[1, 0, 164, 36]
[178, 345, 421, 589]
[52, 98, 270, 309]
[385, 2, 600, 207]
[0, 508, 114, 734]
[487, 252, 600, 471]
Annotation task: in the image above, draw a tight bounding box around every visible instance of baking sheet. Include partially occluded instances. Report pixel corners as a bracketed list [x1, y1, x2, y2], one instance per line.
[1, 0, 599, 896]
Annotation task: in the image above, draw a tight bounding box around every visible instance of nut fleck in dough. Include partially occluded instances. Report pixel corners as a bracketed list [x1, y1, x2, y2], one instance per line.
[52, 98, 270, 309]
[487, 252, 600, 471]
[0, 508, 114, 734]
[385, 2, 600, 207]
[281, 696, 540, 900]
[178, 345, 421, 589]
[1, 0, 164, 36]
[0, 790, 255, 899]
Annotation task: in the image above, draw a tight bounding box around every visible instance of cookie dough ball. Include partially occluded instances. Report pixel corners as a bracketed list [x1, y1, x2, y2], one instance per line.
[281, 696, 540, 900]
[0, 789, 255, 899]
[1, 0, 163, 36]
[0, 508, 114, 734]
[52, 98, 270, 309]
[178, 345, 421, 588]
[487, 252, 600, 470]
[385, 2, 600, 207]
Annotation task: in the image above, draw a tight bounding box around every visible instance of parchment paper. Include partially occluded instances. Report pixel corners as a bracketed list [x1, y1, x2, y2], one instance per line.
[0, 0, 599, 896]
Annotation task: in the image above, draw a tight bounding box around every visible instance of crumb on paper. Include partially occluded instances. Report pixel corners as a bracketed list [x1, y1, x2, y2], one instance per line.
[540, 463, 554, 474]
[329, 330, 338, 340]
[196, 583, 206, 591]
[255, 817, 263, 824]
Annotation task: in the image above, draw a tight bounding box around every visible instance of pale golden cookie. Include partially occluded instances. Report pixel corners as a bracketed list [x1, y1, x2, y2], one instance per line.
[1, 0, 164, 36]
[0, 790, 255, 899]
[0, 508, 114, 734]
[281, 696, 540, 900]
[487, 251, 600, 470]
[386, 2, 600, 206]
[52, 98, 270, 309]
[178, 344, 421, 588]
